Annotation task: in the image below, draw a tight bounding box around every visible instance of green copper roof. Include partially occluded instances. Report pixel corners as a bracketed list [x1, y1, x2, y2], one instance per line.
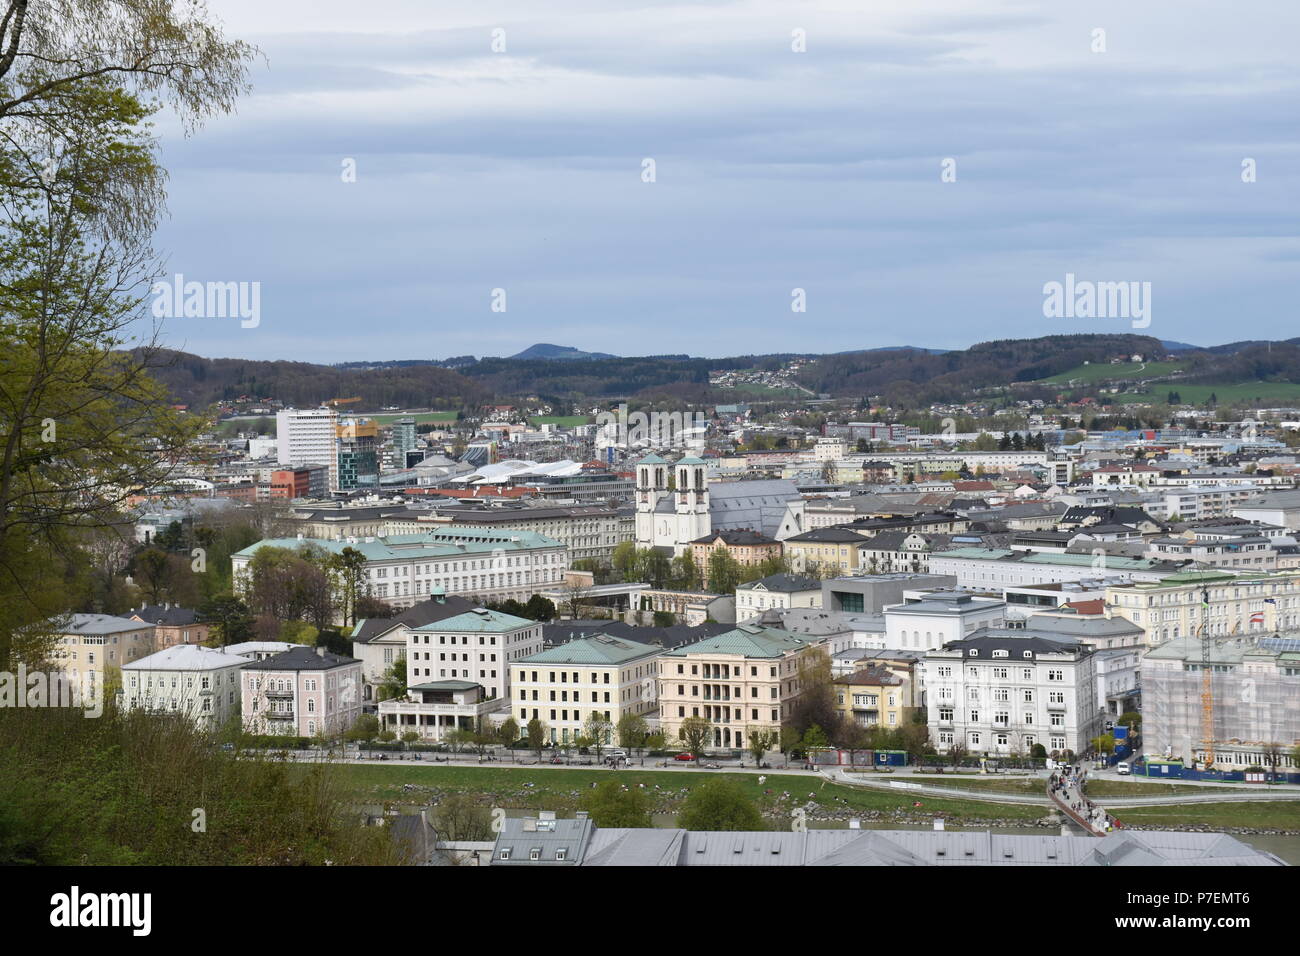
[663, 625, 809, 659]
[518, 634, 662, 666]
[410, 609, 535, 632]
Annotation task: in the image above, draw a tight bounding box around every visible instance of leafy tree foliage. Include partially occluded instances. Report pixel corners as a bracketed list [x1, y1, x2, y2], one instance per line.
[678, 779, 764, 832]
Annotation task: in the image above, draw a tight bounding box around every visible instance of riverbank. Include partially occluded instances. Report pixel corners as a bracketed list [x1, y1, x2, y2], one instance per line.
[328, 764, 1052, 827]
[324, 763, 1300, 835]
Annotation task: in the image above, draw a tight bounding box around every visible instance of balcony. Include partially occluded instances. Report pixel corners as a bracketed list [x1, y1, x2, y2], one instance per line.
[1047, 701, 1067, 712]
[264, 688, 294, 699]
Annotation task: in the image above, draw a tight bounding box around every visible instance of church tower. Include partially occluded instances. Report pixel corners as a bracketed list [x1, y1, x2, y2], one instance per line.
[673, 455, 711, 553]
[634, 453, 668, 547]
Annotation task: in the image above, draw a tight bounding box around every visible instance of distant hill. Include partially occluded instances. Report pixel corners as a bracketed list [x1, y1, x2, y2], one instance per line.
[142, 349, 488, 411]
[1202, 338, 1300, 355]
[508, 343, 617, 361]
[148, 334, 1300, 411]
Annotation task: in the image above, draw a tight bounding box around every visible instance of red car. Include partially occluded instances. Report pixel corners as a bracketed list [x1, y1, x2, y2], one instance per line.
[674, 752, 696, 761]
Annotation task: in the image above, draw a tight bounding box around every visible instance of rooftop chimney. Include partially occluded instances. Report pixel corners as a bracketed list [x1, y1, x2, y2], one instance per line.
[316, 646, 325, 657]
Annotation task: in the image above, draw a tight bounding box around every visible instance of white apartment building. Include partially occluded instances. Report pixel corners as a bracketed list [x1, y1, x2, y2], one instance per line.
[1018, 613, 1145, 717]
[884, 591, 1006, 653]
[735, 573, 822, 622]
[232, 527, 568, 615]
[434, 503, 634, 565]
[813, 438, 849, 461]
[404, 607, 542, 703]
[1162, 485, 1263, 521]
[509, 634, 663, 745]
[929, 547, 1180, 591]
[1146, 531, 1277, 571]
[276, 407, 339, 490]
[1106, 568, 1300, 646]
[925, 630, 1099, 758]
[122, 645, 248, 729]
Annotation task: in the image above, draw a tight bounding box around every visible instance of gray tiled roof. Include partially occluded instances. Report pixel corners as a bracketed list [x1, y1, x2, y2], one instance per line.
[353, 595, 477, 644]
[241, 646, 359, 671]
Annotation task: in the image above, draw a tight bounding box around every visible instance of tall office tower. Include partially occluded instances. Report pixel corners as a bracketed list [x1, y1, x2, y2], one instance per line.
[276, 407, 339, 491]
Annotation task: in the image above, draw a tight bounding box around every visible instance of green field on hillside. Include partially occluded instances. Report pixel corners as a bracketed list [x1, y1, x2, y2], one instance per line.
[1113, 382, 1300, 405]
[368, 410, 459, 425]
[1039, 361, 1186, 385]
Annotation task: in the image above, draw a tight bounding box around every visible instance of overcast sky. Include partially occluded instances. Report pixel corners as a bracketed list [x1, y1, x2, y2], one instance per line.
[148, 0, 1300, 362]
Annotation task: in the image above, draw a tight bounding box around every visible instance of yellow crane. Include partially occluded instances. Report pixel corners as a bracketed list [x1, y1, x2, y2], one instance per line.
[1198, 585, 1246, 769]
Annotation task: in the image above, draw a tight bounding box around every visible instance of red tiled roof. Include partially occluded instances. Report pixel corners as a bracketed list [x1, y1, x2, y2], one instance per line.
[1065, 599, 1106, 616]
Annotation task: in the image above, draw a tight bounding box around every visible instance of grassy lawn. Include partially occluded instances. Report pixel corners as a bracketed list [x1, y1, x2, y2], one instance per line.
[1115, 801, 1300, 832]
[1112, 382, 1300, 405]
[1040, 361, 1186, 385]
[528, 415, 591, 427]
[1082, 779, 1240, 797]
[326, 764, 1049, 824]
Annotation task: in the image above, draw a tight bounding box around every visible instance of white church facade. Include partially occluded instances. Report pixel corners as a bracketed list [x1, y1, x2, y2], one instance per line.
[634, 453, 805, 556]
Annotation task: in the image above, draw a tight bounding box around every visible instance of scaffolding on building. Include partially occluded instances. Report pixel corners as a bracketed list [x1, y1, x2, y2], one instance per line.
[1141, 634, 1300, 769]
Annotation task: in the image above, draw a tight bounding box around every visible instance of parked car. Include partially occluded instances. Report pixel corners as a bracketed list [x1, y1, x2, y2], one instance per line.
[1116, 761, 1131, 775]
[674, 752, 696, 761]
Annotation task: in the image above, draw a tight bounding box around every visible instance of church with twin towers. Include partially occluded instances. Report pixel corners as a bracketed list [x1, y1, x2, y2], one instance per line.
[633, 453, 806, 556]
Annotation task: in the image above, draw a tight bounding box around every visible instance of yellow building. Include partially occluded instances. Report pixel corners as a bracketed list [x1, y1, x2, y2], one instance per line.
[657, 624, 816, 750]
[782, 528, 864, 576]
[833, 666, 910, 730]
[1105, 568, 1300, 646]
[51, 614, 156, 693]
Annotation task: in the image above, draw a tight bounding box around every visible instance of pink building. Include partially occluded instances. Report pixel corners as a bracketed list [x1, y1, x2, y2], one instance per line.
[240, 645, 363, 738]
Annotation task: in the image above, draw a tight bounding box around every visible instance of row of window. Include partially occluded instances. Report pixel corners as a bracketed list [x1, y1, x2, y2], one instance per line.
[937, 731, 1067, 751]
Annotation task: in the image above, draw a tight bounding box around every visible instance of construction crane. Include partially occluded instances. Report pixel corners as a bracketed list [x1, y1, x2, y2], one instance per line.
[1198, 584, 1249, 769]
[1199, 586, 1215, 767]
